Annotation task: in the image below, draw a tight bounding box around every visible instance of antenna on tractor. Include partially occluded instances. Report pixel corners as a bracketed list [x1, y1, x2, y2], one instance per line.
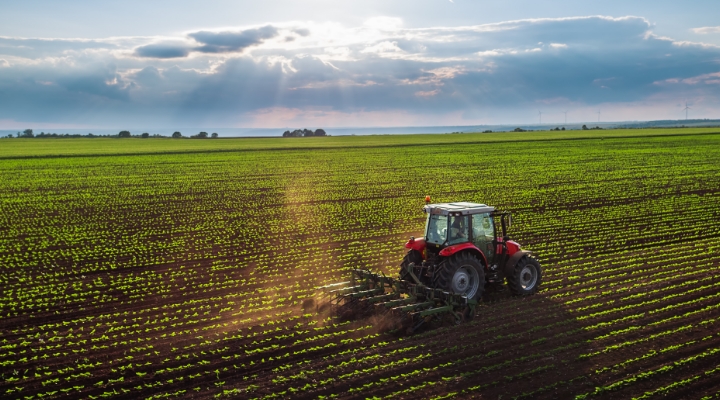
[683, 102, 691, 120]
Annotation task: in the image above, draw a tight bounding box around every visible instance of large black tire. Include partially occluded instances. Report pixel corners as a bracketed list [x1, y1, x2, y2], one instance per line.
[399, 250, 423, 282]
[507, 256, 542, 296]
[433, 252, 485, 301]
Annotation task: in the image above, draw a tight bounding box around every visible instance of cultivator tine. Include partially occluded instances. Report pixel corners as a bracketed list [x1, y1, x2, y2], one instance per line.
[393, 301, 434, 313]
[377, 297, 417, 308]
[414, 305, 454, 318]
[329, 284, 368, 295]
[345, 287, 385, 299]
[364, 293, 399, 304]
[320, 281, 351, 289]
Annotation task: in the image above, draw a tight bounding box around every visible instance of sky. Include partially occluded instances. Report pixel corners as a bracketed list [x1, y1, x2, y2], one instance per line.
[1, 0, 720, 130]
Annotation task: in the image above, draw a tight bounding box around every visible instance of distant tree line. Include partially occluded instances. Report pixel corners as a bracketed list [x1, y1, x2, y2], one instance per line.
[3, 129, 220, 139]
[282, 128, 327, 137]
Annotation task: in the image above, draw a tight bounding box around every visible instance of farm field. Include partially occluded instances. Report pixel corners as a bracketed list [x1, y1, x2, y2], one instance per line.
[2, 127, 719, 158]
[1, 129, 720, 399]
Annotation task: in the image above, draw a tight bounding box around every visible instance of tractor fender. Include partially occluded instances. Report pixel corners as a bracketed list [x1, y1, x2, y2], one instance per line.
[404, 237, 426, 254]
[439, 243, 488, 268]
[504, 250, 533, 278]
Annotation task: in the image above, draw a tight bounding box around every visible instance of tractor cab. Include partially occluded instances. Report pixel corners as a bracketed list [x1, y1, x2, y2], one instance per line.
[424, 201, 496, 247]
[421, 202, 516, 268]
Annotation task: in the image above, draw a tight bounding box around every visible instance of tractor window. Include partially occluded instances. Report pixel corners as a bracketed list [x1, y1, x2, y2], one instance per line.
[425, 214, 448, 244]
[448, 215, 469, 245]
[472, 213, 495, 259]
[473, 213, 492, 236]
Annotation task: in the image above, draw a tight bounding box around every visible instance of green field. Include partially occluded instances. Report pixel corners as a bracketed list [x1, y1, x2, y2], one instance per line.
[1, 129, 720, 399]
[2, 127, 719, 157]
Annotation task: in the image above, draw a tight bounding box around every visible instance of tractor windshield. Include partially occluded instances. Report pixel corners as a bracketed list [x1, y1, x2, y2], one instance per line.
[425, 214, 448, 244]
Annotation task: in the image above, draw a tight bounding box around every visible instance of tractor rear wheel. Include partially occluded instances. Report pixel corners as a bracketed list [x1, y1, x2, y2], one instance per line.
[399, 250, 423, 282]
[507, 256, 542, 296]
[433, 252, 485, 301]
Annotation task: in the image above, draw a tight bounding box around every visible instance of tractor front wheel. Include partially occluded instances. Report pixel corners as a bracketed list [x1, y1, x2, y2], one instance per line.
[507, 256, 542, 296]
[434, 252, 485, 301]
[399, 250, 423, 282]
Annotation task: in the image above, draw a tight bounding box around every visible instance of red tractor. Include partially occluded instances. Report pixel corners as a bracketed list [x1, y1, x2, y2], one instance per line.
[320, 199, 541, 332]
[401, 200, 541, 300]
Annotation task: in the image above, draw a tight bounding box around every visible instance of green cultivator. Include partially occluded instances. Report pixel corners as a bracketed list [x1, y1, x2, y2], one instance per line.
[320, 265, 477, 334]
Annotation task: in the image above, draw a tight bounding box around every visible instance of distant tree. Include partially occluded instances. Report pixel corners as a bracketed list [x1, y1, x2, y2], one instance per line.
[514, 127, 526, 132]
[141, 132, 150, 138]
[482, 130, 492, 133]
[561, 127, 566, 131]
[172, 131, 182, 138]
[314, 128, 327, 136]
[582, 125, 588, 130]
[211, 132, 218, 138]
[191, 131, 208, 139]
[118, 130, 131, 138]
[21, 129, 34, 138]
[282, 130, 291, 137]
[302, 129, 314, 137]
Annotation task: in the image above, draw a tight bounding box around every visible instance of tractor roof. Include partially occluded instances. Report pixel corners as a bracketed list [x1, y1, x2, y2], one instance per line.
[423, 202, 495, 216]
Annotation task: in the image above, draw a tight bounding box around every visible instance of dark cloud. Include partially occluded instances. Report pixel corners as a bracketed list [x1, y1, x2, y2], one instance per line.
[189, 25, 278, 53]
[134, 43, 191, 58]
[133, 26, 280, 59]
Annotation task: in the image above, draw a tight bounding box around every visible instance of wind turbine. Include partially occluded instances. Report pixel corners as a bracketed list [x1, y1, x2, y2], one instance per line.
[597, 110, 601, 123]
[538, 110, 543, 124]
[563, 111, 568, 125]
[683, 102, 691, 120]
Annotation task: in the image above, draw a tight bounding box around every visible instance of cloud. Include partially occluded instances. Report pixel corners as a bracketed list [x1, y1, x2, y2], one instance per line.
[130, 66, 163, 86]
[292, 28, 310, 37]
[132, 26, 281, 59]
[692, 26, 720, 34]
[189, 25, 279, 54]
[656, 71, 720, 85]
[2, 16, 720, 127]
[134, 42, 191, 58]
[0, 36, 120, 60]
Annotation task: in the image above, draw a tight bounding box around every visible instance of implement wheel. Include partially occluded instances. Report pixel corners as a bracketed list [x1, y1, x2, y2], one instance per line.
[399, 250, 423, 282]
[507, 256, 542, 296]
[434, 252, 485, 301]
